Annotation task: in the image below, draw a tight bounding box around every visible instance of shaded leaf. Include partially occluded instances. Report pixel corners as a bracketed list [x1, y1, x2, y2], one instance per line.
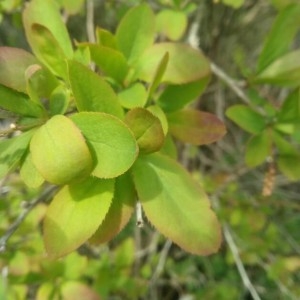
[0, 130, 35, 178]
[245, 130, 272, 167]
[96, 27, 117, 49]
[71, 112, 138, 178]
[68, 60, 123, 118]
[277, 88, 300, 122]
[156, 9, 187, 40]
[167, 109, 226, 145]
[159, 134, 178, 159]
[89, 172, 135, 244]
[226, 104, 266, 134]
[157, 77, 211, 112]
[43, 177, 114, 258]
[134, 43, 211, 84]
[278, 154, 300, 180]
[49, 84, 70, 116]
[147, 105, 168, 135]
[0, 84, 45, 117]
[257, 3, 300, 73]
[23, 0, 73, 58]
[132, 153, 221, 255]
[30, 115, 94, 185]
[115, 4, 155, 64]
[0, 47, 38, 93]
[125, 108, 165, 154]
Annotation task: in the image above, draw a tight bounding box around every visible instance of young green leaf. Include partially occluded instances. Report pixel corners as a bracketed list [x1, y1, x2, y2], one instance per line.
[245, 130, 272, 167]
[157, 77, 211, 112]
[257, 3, 300, 73]
[156, 9, 187, 41]
[133, 43, 211, 84]
[0, 47, 38, 93]
[254, 49, 300, 86]
[118, 83, 148, 109]
[88, 44, 129, 83]
[43, 177, 114, 258]
[0, 130, 35, 179]
[132, 153, 221, 255]
[167, 109, 226, 145]
[68, 60, 123, 118]
[23, 0, 73, 59]
[147, 105, 169, 136]
[0, 84, 45, 117]
[115, 4, 155, 64]
[124, 108, 165, 154]
[30, 115, 94, 185]
[226, 104, 266, 134]
[89, 172, 135, 245]
[71, 112, 138, 178]
[96, 27, 117, 49]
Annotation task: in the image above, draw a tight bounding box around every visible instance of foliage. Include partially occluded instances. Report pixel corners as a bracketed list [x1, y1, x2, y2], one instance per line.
[1, 0, 300, 299]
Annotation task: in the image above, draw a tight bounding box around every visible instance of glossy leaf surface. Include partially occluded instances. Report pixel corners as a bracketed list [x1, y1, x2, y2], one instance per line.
[43, 177, 114, 258]
[30, 115, 94, 185]
[132, 153, 221, 255]
[68, 60, 123, 118]
[115, 4, 155, 64]
[71, 112, 138, 178]
[168, 109, 226, 145]
[134, 43, 210, 84]
[89, 173, 135, 244]
[125, 108, 165, 154]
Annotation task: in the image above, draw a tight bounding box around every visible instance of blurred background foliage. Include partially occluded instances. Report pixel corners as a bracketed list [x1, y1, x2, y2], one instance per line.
[0, 0, 300, 299]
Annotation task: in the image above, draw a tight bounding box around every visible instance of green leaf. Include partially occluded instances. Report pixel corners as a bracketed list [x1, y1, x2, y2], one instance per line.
[23, 0, 73, 59]
[167, 109, 226, 145]
[115, 4, 155, 64]
[49, 84, 70, 116]
[134, 43, 211, 84]
[60, 0, 85, 15]
[254, 49, 300, 86]
[30, 115, 94, 185]
[273, 130, 299, 155]
[95, 27, 117, 49]
[0, 84, 45, 117]
[28, 24, 69, 79]
[245, 130, 272, 167]
[226, 105, 266, 134]
[159, 134, 178, 159]
[257, 3, 300, 73]
[118, 83, 148, 109]
[0, 130, 35, 178]
[68, 60, 123, 118]
[0, 47, 38, 93]
[20, 152, 44, 188]
[222, 0, 244, 8]
[71, 112, 138, 178]
[132, 153, 221, 255]
[278, 154, 300, 180]
[61, 281, 100, 300]
[124, 108, 165, 154]
[147, 105, 169, 135]
[277, 89, 300, 122]
[89, 172, 135, 245]
[43, 177, 114, 258]
[88, 44, 129, 83]
[157, 77, 211, 112]
[156, 9, 187, 41]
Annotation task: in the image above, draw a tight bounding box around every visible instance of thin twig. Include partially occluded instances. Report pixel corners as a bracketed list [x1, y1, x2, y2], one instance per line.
[86, 0, 95, 43]
[0, 185, 56, 252]
[223, 223, 262, 300]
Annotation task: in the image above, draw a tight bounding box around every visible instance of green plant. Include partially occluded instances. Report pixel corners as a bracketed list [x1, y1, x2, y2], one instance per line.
[0, 0, 225, 259]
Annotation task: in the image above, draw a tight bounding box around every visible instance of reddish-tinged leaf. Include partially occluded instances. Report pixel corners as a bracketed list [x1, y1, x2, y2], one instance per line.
[43, 177, 114, 259]
[89, 173, 135, 244]
[0, 47, 38, 93]
[125, 108, 165, 154]
[167, 109, 226, 145]
[61, 281, 101, 300]
[132, 153, 221, 255]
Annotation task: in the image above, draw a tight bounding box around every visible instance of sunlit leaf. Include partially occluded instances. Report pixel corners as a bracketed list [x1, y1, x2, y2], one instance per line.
[132, 153, 221, 255]
[68, 60, 123, 118]
[115, 4, 155, 64]
[71, 112, 138, 178]
[226, 104, 266, 134]
[60, 0, 85, 15]
[30, 115, 94, 185]
[0, 130, 35, 178]
[0, 47, 38, 93]
[89, 172, 135, 245]
[124, 108, 165, 154]
[168, 109, 226, 145]
[134, 43, 211, 84]
[23, 0, 73, 58]
[43, 177, 114, 258]
[118, 83, 148, 109]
